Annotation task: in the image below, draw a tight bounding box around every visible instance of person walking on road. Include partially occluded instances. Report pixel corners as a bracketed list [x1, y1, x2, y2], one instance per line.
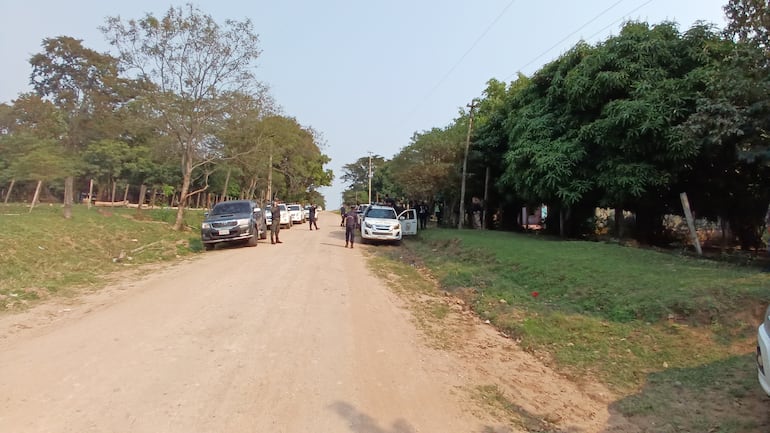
[270, 199, 283, 244]
[340, 205, 346, 227]
[344, 205, 357, 248]
[308, 203, 319, 230]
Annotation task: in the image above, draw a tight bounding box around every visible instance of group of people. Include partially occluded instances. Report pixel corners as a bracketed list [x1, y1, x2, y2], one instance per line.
[266, 197, 449, 249]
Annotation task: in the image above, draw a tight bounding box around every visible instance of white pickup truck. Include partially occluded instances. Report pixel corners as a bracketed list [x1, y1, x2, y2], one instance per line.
[359, 204, 417, 245]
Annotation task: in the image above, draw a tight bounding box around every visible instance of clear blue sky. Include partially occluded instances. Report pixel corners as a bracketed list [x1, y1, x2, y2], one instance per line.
[0, 0, 728, 208]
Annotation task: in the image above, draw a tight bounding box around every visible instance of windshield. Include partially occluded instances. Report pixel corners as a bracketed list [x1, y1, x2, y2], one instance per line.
[212, 202, 251, 215]
[366, 208, 397, 219]
[288, 205, 300, 211]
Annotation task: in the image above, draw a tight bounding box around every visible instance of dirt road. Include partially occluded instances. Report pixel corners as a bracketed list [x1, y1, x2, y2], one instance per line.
[0, 213, 636, 433]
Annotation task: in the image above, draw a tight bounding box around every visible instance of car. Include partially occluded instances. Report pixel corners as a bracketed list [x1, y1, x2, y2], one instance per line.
[757, 304, 770, 396]
[359, 204, 418, 244]
[200, 200, 267, 251]
[355, 203, 369, 227]
[303, 205, 311, 221]
[265, 205, 272, 226]
[287, 203, 304, 224]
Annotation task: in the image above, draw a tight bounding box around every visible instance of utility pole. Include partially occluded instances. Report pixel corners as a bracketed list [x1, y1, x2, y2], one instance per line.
[458, 99, 478, 229]
[368, 151, 373, 205]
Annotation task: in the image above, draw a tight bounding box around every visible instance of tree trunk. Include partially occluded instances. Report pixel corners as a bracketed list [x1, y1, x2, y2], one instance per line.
[87, 179, 94, 209]
[29, 180, 42, 213]
[4, 179, 15, 204]
[123, 183, 130, 203]
[149, 187, 157, 208]
[719, 216, 729, 253]
[221, 167, 231, 201]
[63, 177, 74, 219]
[614, 206, 623, 240]
[482, 166, 489, 229]
[173, 155, 194, 231]
[110, 180, 117, 204]
[138, 184, 147, 211]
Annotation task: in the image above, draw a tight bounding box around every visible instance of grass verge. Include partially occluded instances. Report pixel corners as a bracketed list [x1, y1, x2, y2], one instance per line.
[368, 227, 770, 432]
[0, 203, 204, 311]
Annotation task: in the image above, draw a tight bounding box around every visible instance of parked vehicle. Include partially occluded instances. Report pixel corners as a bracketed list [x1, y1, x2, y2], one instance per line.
[200, 200, 267, 251]
[757, 304, 770, 396]
[359, 204, 417, 244]
[266, 203, 292, 228]
[287, 203, 304, 224]
[356, 203, 369, 228]
[303, 205, 311, 221]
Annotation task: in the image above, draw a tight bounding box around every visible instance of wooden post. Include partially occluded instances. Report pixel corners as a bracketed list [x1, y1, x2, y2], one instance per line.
[522, 206, 528, 230]
[29, 180, 42, 213]
[680, 192, 703, 256]
[123, 183, 130, 204]
[63, 177, 73, 219]
[87, 179, 94, 209]
[4, 179, 15, 204]
[138, 184, 147, 211]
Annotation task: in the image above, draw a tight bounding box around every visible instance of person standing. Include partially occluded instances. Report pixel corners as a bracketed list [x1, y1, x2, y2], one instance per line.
[418, 200, 428, 230]
[340, 204, 346, 227]
[344, 205, 357, 248]
[308, 203, 319, 230]
[270, 199, 282, 244]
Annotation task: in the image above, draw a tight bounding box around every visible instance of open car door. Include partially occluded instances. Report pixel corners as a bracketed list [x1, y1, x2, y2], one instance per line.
[399, 208, 418, 236]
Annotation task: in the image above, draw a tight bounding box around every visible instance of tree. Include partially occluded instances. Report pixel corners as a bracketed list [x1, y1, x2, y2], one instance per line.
[29, 36, 126, 217]
[341, 154, 385, 203]
[500, 42, 598, 236]
[676, 26, 770, 249]
[101, 4, 263, 230]
[724, 0, 770, 53]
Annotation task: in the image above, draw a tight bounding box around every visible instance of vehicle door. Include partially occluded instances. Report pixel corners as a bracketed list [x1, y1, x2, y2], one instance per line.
[399, 208, 418, 235]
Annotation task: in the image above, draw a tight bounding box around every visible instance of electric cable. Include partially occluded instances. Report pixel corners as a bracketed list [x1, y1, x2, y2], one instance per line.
[405, 0, 518, 121]
[504, 0, 635, 80]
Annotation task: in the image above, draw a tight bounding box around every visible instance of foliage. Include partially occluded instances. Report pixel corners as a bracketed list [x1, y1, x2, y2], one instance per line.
[101, 4, 263, 229]
[388, 122, 466, 204]
[724, 0, 770, 53]
[340, 154, 386, 204]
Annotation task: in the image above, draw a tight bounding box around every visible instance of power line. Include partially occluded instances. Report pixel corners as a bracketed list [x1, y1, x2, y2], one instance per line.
[584, 0, 656, 43]
[405, 0, 518, 121]
[504, 0, 630, 80]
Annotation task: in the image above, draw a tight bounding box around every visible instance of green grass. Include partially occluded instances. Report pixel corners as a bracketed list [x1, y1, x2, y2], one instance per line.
[0, 203, 205, 310]
[377, 228, 770, 431]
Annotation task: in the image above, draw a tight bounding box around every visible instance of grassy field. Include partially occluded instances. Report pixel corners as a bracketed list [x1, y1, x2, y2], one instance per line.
[0, 203, 204, 310]
[373, 228, 770, 432]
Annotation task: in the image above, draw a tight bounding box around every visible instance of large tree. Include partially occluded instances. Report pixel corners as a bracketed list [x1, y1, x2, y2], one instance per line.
[29, 36, 127, 217]
[724, 0, 770, 53]
[341, 154, 386, 204]
[101, 4, 263, 230]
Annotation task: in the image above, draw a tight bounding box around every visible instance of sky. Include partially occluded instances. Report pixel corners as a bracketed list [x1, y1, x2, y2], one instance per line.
[0, 0, 729, 209]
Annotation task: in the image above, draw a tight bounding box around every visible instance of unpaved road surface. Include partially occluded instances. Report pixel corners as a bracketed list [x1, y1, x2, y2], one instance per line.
[0, 214, 637, 433]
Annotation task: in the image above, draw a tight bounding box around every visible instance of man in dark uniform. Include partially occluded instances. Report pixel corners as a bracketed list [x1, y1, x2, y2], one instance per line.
[270, 199, 283, 244]
[344, 205, 358, 248]
[308, 203, 319, 230]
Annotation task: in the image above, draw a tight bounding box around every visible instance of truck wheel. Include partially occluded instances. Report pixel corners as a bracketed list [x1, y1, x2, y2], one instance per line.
[247, 229, 258, 247]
